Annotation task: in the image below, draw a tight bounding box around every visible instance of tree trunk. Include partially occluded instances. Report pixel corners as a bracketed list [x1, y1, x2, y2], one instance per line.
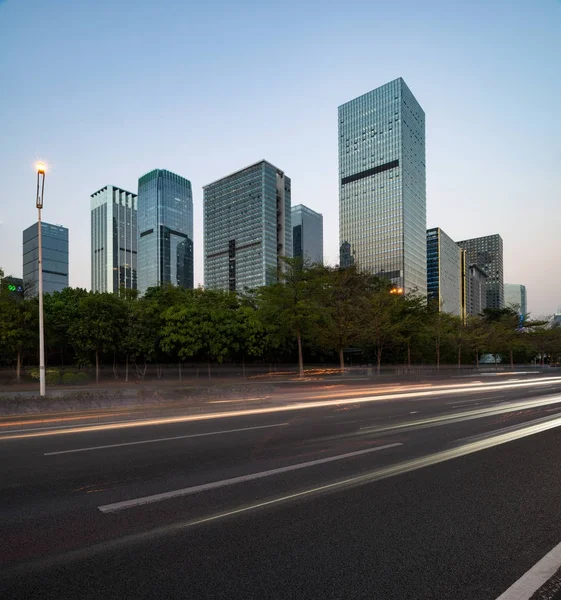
[113, 351, 118, 379]
[338, 347, 345, 373]
[16, 348, 21, 384]
[296, 330, 304, 377]
[407, 342, 411, 369]
[242, 356, 246, 379]
[95, 349, 100, 384]
[458, 343, 462, 370]
[208, 361, 212, 380]
[377, 346, 382, 376]
[436, 344, 440, 372]
[510, 349, 514, 370]
[178, 361, 182, 381]
[125, 355, 129, 383]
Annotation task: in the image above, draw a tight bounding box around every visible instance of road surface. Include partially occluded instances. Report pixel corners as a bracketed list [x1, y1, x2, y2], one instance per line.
[3, 372, 561, 599]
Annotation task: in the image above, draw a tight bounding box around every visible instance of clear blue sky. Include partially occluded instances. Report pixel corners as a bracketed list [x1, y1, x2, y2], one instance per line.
[0, 0, 559, 315]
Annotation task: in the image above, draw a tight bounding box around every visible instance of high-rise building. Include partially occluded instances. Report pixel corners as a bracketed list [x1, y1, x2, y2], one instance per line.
[204, 160, 291, 292]
[339, 77, 426, 295]
[457, 234, 504, 309]
[137, 169, 194, 295]
[90, 185, 138, 293]
[504, 284, 527, 316]
[465, 264, 487, 316]
[22, 222, 69, 295]
[426, 228, 462, 315]
[292, 205, 323, 264]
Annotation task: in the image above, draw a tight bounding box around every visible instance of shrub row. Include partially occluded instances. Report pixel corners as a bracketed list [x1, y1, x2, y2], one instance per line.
[29, 370, 89, 385]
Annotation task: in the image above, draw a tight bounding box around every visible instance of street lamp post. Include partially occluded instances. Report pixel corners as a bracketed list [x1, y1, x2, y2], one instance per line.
[36, 162, 46, 396]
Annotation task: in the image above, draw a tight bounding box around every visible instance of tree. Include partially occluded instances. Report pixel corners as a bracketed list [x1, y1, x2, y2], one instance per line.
[122, 298, 157, 381]
[43, 287, 89, 366]
[160, 289, 251, 378]
[482, 307, 520, 368]
[465, 315, 488, 368]
[396, 294, 427, 368]
[69, 293, 127, 383]
[315, 266, 381, 371]
[0, 294, 37, 383]
[256, 258, 324, 376]
[424, 303, 456, 371]
[361, 288, 403, 375]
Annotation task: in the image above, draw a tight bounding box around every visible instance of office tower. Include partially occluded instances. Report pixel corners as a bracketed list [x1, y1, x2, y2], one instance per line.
[137, 169, 194, 295]
[465, 264, 488, 316]
[292, 205, 323, 264]
[339, 77, 426, 295]
[459, 249, 468, 322]
[22, 222, 69, 295]
[204, 160, 291, 292]
[457, 234, 504, 309]
[426, 228, 462, 315]
[504, 284, 527, 316]
[339, 241, 354, 268]
[90, 185, 138, 293]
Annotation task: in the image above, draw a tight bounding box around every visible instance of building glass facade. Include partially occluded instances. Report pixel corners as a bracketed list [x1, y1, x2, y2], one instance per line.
[204, 160, 291, 292]
[339, 77, 426, 295]
[457, 234, 504, 309]
[23, 222, 69, 295]
[465, 264, 487, 316]
[91, 185, 137, 293]
[504, 284, 527, 316]
[292, 204, 323, 264]
[137, 169, 194, 295]
[426, 228, 462, 315]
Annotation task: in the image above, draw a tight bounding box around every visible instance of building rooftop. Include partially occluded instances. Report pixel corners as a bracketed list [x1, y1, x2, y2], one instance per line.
[91, 185, 137, 198]
[292, 204, 322, 218]
[203, 159, 285, 189]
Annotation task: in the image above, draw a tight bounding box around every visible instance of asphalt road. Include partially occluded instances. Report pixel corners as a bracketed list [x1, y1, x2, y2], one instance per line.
[3, 372, 561, 599]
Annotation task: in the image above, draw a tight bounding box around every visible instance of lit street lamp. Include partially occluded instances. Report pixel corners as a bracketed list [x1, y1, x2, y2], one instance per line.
[36, 162, 46, 396]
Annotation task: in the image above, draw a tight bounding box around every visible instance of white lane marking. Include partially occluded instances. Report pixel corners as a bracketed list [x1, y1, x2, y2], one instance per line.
[96, 413, 561, 535]
[44, 423, 289, 456]
[98, 443, 403, 513]
[495, 540, 561, 600]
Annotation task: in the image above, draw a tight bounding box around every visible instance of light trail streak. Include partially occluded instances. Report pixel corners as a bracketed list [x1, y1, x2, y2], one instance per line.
[2, 377, 561, 441]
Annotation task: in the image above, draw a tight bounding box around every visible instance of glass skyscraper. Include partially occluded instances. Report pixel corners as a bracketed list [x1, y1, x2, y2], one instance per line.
[90, 185, 137, 293]
[457, 234, 504, 309]
[204, 160, 291, 292]
[504, 283, 527, 316]
[426, 227, 462, 316]
[22, 222, 69, 295]
[292, 205, 323, 265]
[137, 169, 194, 295]
[339, 78, 426, 295]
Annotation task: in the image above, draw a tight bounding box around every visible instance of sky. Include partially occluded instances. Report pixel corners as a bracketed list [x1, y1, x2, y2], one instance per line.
[0, 0, 559, 316]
